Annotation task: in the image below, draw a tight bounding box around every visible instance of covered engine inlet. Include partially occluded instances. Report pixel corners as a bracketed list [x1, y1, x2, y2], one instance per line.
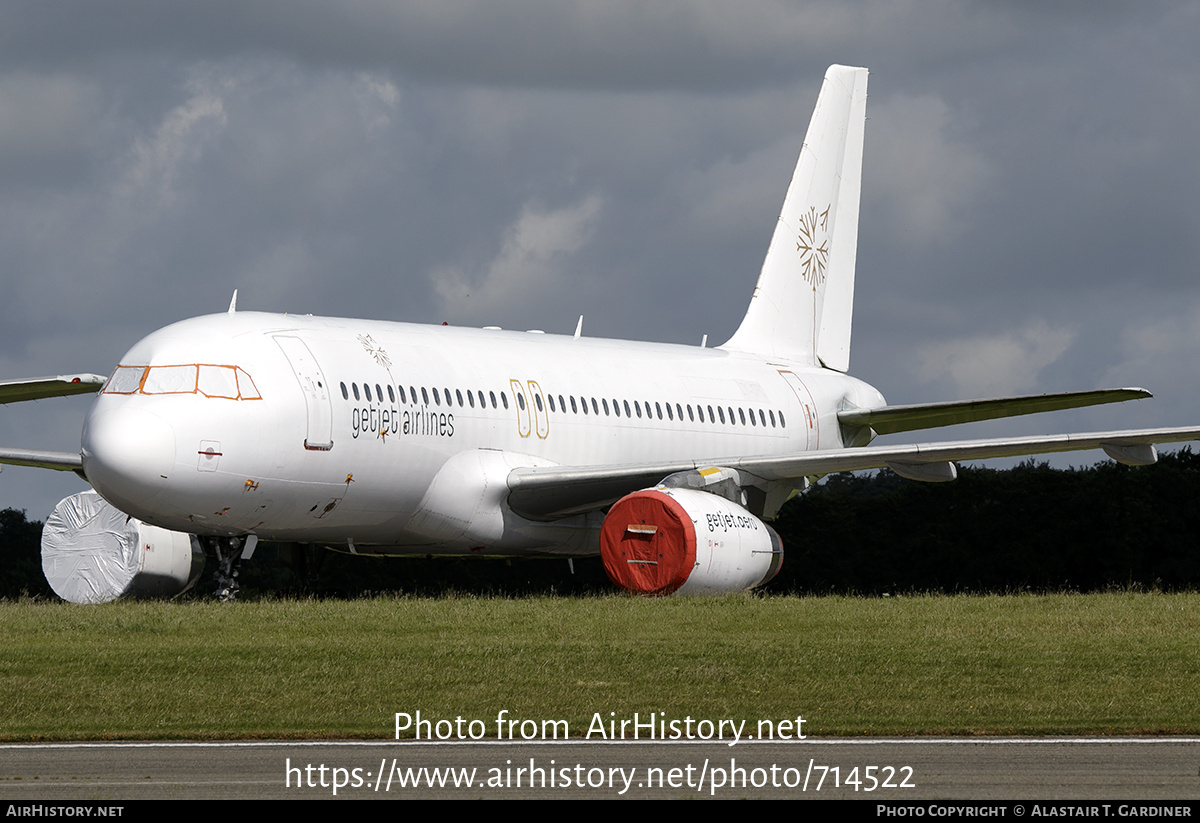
[600, 487, 783, 595]
[41, 490, 205, 603]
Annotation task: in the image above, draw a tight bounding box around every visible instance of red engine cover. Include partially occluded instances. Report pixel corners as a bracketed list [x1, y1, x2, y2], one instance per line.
[601, 487, 785, 595]
[600, 489, 697, 595]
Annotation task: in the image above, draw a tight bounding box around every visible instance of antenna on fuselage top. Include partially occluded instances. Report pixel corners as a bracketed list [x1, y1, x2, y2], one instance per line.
[574, 315, 583, 339]
[227, 289, 238, 314]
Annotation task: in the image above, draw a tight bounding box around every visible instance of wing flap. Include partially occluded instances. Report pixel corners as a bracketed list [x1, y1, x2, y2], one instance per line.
[0, 374, 107, 404]
[507, 425, 1200, 520]
[838, 388, 1152, 436]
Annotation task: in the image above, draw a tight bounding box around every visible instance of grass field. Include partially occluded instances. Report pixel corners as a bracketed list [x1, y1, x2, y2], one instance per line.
[2, 592, 1198, 741]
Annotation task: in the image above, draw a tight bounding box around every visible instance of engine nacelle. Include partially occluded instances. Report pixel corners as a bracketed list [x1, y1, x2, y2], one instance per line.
[600, 487, 783, 595]
[41, 490, 205, 604]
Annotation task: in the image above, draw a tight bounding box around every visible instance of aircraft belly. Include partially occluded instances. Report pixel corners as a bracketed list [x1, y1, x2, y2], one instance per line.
[350, 515, 603, 557]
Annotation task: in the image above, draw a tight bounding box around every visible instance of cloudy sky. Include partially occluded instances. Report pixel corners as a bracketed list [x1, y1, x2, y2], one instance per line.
[2, 1, 1198, 519]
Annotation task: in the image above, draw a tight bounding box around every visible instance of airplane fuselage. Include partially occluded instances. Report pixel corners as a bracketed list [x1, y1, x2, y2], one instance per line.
[80, 311, 885, 556]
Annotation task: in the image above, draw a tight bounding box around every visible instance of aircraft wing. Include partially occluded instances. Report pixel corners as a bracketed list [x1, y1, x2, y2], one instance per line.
[0, 375, 101, 477]
[0, 447, 83, 472]
[506, 425, 1200, 520]
[0, 374, 106, 404]
[837, 388, 1152, 436]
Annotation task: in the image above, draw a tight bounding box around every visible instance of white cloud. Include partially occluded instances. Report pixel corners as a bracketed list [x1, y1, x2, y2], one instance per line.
[117, 85, 228, 206]
[433, 195, 603, 321]
[916, 320, 1075, 397]
[354, 73, 400, 135]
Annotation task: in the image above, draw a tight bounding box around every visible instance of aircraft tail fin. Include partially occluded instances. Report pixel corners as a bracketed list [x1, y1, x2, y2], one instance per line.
[721, 65, 867, 370]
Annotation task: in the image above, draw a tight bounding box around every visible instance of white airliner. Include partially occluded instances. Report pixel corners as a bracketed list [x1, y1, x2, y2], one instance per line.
[4, 65, 1199, 602]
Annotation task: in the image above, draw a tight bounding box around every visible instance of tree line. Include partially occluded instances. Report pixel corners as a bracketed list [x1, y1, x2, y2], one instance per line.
[3, 449, 1198, 599]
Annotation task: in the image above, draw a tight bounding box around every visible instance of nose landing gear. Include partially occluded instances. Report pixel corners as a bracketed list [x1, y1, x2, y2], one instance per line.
[200, 534, 258, 601]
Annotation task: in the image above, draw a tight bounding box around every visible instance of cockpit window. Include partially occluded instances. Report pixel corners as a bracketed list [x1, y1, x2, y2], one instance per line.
[142, 365, 197, 394]
[198, 366, 238, 399]
[104, 366, 146, 394]
[102, 364, 262, 399]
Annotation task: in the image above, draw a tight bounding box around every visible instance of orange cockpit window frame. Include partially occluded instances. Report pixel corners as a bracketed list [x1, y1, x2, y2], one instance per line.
[102, 364, 263, 400]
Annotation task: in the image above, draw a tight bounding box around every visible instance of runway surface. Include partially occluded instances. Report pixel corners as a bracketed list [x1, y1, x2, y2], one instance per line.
[3, 738, 1200, 800]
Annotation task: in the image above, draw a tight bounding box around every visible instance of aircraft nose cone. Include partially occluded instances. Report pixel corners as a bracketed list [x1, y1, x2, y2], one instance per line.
[82, 407, 176, 514]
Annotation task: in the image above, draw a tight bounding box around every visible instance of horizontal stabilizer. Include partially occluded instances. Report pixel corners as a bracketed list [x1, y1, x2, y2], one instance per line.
[0, 374, 106, 404]
[837, 388, 1152, 437]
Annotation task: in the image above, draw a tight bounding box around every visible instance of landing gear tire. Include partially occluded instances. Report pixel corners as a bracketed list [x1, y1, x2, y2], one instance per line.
[201, 536, 249, 601]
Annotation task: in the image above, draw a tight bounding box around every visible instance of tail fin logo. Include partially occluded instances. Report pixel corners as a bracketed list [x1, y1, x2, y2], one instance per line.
[796, 204, 831, 289]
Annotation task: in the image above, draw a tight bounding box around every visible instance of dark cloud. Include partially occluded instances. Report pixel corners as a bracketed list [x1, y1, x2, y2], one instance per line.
[2, 1, 1198, 518]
